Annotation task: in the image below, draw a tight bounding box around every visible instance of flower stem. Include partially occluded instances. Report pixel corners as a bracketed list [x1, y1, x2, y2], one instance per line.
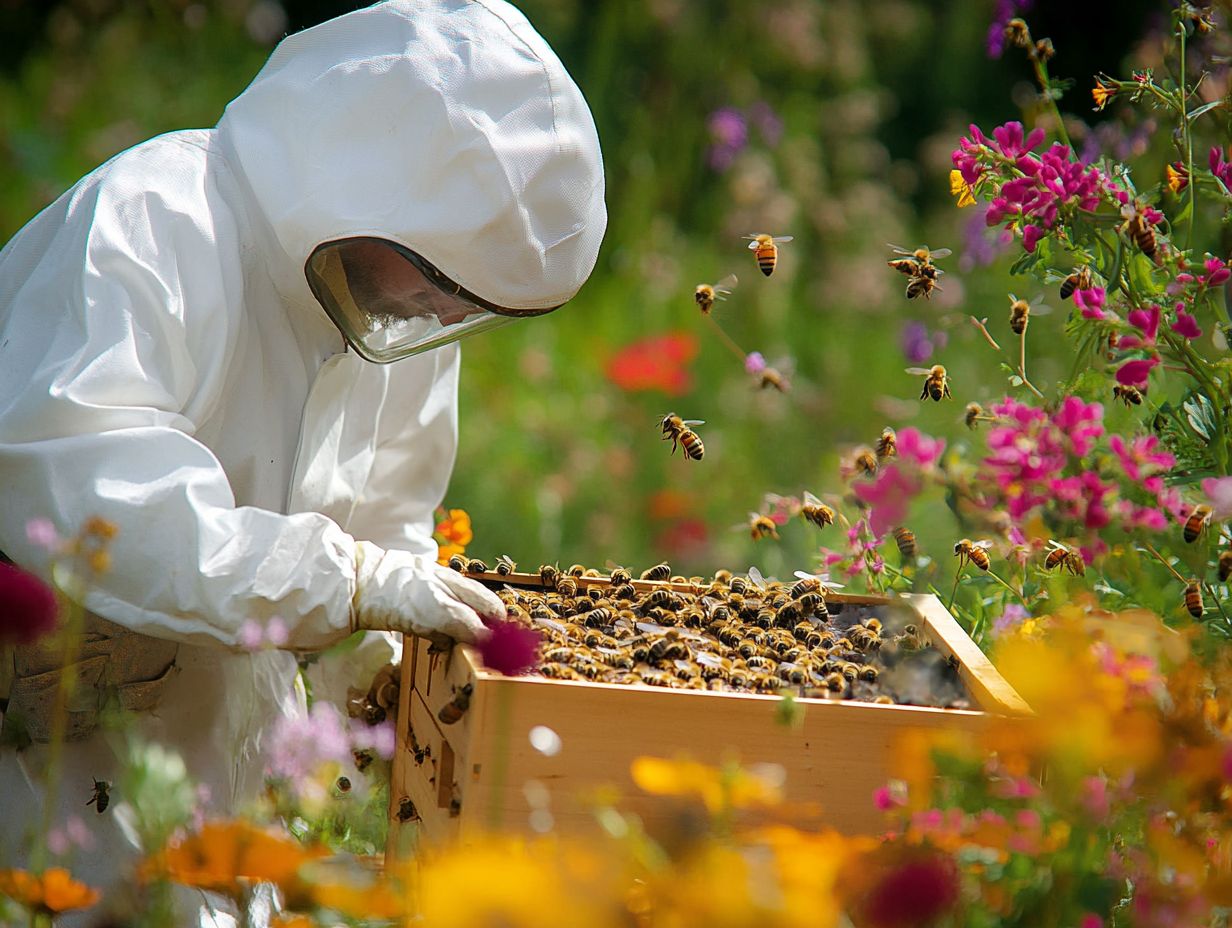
[970, 315, 1001, 351]
[948, 564, 966, 612]
[703, 314, 749, 366]
[1142, 541, 1187, 583]
[1202, 580, 1231, 629]
[1178, 22, 1196, 253]
[1017, 328, 1046, 399]
[985, 566, 1031, 608]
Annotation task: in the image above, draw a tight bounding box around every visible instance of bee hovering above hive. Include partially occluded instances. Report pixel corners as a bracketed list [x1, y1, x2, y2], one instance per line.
[743, 233, 793, 276]
[694, 274, 738, 315]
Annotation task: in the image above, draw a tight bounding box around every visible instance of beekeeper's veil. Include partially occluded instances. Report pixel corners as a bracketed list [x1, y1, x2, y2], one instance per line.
[217, 0, 606, 362]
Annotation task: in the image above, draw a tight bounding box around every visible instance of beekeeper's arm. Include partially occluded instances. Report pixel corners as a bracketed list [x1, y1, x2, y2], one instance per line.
[0, 164, 500, 651]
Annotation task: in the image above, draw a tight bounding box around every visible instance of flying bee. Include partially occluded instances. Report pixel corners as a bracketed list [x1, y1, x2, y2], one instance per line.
[908, 365, 952, 402]
[694, 273, 739, 314]
[744, 232, 794, 276]
[964, 402, 984, 430]
[874, 427, 898, 460]
[1044, 541, 1070, 571]
[1059, 265, 1093, 300]
[747, 512, 781, 541]
[904, 266, 944, 301]
[1183, 504, 1213, 543]
[1009, 295, 1030, 335]
[437, 682, 474, 725]
[87, 778, 111, 814]
[1184, 578, 1205, 618]
[888, 243, 952, 267]
[799, 490, 835, 529]
[447, 553, 467, 572]
[465, 558, 488, 573]
[954, 538, 993, 571]
[757, 365, 791, 393]
[848, 447, 879, 476]
[494, 554, 517, 576]
[1121, 201, 1161, 264]
[1219, 550, 1232, 582]
[1113, 384, 1143, 407]
[892, 527, 918, 560]
[660, 413, 705, 461]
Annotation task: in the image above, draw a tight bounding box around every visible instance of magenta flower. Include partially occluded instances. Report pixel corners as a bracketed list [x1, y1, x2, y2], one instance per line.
[476, 618, 541, 676]
[1205, 257, 1231, 287]
[854, 464, 923, 537]
[860, 852, 960, 928]
[896, 427, 946, 468]
[744, 351, 766, 374]
[1116, 357, 1158, 389]
[0, 563, 59, 645]
[1211, 146, 1232, 191]
[900, 321, 945, 364]
[1109, 433, 1174, 483]
[1172, 307, 1202, 340]
[1074, 286, 1108, 320]
[992, 121, 1046, 160]
[1021, 224, 1045, 252]
[1052, 396, 1104, 457]
[1123, 304, 1160, 348]
[1203, 476, 1232, 520]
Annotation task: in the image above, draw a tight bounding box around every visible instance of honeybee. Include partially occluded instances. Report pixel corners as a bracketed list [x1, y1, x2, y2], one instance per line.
[87, 778, 111, 814]
[775, 600, 802, 626]
[796, 490, 835, 529]
[712, 568, 734, 584]
[748, 513, 780, 541]
[540, 663, 582, 681]
[1183, 504, 1213, 543]
[539, 563, 560, 587]
[437, 682, 474, 725]
[609, 567, 632, 586]
[789, 575, 821, 599]
[1009, 295, 1030, 335]
[909, 365, 952, 402]
[1121, 202, 1161, 264]
[729, 575, 749, 595]
[904, 266, 944, 300]
[1184, 578, 1204, 618]
[642, 589, 673, 610]
[612, 582, 637, 602]
[447, 553, 467, 572]
[1113, 384, 1143, 407]
[954, 538, 993, 571]
[352, 748, 375, 773]
[396, 797, 420, 823]
[335, 776, 353, 793]
[744, 233, 794, 276]
[892, 527, 917, 560]
[875, 427, 898, 460]
[850, 447, 879, 476]
[641, 563, 672, 582]
[858, 665, 880, 683]
[465, 558, 488, 573]
[660, 413, 705, 461]
[757, 365, 791, 393]
[888, 244, 952, 267]
[494, 554, 517, 576]
[1219, 550, 1232, 582]
[694, 273, 739, 314]
[824, 671, 846, 692]
[964, 402, 984, 430]
[556, 576, 578, 597]
[1043, 540, 1085, 576]
[1059, 265, 1093, 300]
[567, 564, 587, 577]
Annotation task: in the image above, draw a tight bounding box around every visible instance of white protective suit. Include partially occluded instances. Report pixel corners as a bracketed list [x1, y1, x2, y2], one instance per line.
[0, 0, 604, 922]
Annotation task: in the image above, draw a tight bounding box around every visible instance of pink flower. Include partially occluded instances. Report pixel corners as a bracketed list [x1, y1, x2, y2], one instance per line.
[1109, 433, 1174, 483]
[853, 464, 923, 537]
[1203, 476, 1232, 520]
[993, 775, 1040, 799]
[744, 351, 766, 374]
[351, 719, 397, 760]
[238, 620, 264, 651]
[1171, 307, 1202, 340]
[1125, 304, 1160, 346]
[861, 852, 960, 928]
[267, 702, 352, 781]
[1052, 396, 1104, 457]
[873, 780, 907, 811]
[476, 618, 542, 676]
[25, 518, 59, 551]
[896, 428, 946, 468]
[1115, 357, 1158, 389]
[1081, 776, 1110, 821]
[266, 616, 289, 647]
[0, 563, 60, 645]
[1080, 916, 1104, 928]
[1074, 286, 1107, 320]
[992, 121, 1046, 159]
[1021, 224, 1045, 252]
[993, 603, 1030, 636]
[1205, 257, 1231, 287]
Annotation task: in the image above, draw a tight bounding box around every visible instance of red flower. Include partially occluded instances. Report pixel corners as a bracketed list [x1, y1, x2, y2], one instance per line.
[605, 332, 698, 395]
[860, 851, 960, 928]
[0, 563, 59, 645]
[475, 619, 541, 677]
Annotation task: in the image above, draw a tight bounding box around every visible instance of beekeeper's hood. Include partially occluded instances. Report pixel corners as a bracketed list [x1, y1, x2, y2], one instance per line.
[216, 0, 606, 362]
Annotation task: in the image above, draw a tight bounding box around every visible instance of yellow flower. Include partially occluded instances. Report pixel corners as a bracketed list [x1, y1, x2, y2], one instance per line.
[434, 508, 473, 547]
[0, 867, 101, 915]
[1166, 162, 1190, 194]
[1092, 77, 1116, 110]
[436, 541, 466, 566]
[141, 820, 327, 897]
[631, 755, 783, 813]
[949, 170, 976, 208]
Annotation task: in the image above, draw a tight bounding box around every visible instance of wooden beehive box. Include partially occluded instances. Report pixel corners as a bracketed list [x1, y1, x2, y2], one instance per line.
[386, 572, 1029, 861]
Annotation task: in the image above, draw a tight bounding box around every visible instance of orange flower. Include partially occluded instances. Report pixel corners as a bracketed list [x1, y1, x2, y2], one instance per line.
[1092, 76, 1116, 110]
[631, 756, 784, 812]
[141, 820, 327, 897]
[1166, 162, 1190, 194]
[434, 507, 473, 565]
[0, 867, 101, 914]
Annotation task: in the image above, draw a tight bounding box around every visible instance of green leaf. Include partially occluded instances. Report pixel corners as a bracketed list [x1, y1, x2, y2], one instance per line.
[1009, 248, 1043, 275]
[1188, 99, 1225, 122]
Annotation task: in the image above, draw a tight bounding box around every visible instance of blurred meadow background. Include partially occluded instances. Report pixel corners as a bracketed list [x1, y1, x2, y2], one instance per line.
[0, 0, 1161, 579]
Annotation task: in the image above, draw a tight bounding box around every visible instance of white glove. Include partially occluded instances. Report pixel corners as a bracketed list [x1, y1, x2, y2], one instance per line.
[350, 541, 505, 643]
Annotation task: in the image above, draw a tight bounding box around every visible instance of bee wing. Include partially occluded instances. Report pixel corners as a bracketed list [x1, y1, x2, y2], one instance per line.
[682, 419, 705, 427]
[635, 621, 668, 635]
[974, 540, 994, 549]
[715, 273, 739, 292]
[772, 235, 794, 244]
[802, 490, 824, 508]
[905, 367, 932, 375]
[747, 239, 761, 250]
[930, 247, 953, 259]
[695, 651, 726, 668]
[747, 566, 768, 589]
[1045, 539, 1069, 552]
[887, 243, 912, 255]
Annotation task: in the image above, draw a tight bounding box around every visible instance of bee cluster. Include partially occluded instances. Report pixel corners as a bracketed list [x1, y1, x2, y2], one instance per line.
[448, 556, 967, 707]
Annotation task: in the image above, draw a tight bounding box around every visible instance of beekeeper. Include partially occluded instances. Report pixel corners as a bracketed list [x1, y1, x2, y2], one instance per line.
[0, 0, 604, 922]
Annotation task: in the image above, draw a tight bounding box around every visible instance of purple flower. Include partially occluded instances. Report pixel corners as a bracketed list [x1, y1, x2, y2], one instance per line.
[707, 108, 748, 172]
[267, 702, 352, 781]
[748, 101, 783, 147]
[1022, 224, 1045, 252]
[476, 619, 541, 676]
[0, 563, 59, 645]
[993, 604, 1030, 636]
[900, 322, 933, 364]
[744, 351, 767, 374]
